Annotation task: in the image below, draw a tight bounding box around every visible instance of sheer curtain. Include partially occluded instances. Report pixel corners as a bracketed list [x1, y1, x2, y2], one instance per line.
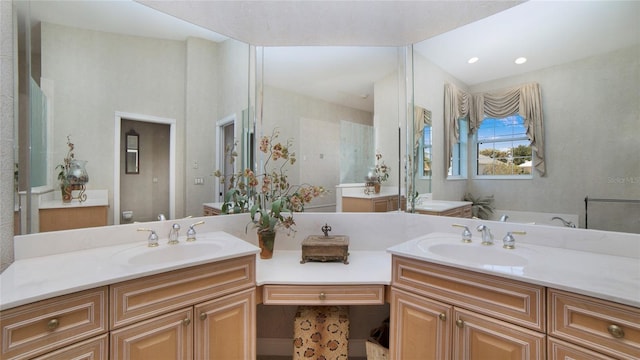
[444, 82, 546, 176]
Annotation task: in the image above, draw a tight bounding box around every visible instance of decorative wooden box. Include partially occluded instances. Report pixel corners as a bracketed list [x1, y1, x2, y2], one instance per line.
[300, 224, 349, 264]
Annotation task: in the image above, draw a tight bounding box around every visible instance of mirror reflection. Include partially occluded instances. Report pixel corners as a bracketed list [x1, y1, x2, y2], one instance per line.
[412, 0, 639, 233]
[15, 0, 250, 233]
[258, 46, 407, 213]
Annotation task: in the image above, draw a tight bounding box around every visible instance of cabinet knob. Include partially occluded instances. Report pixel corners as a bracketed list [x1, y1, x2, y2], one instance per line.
[438, 313, 446, 321]
[455, 319, 464, 328]
[607, 324, 625, 339]
[200, 313, 207, 321]
[319, 292, 326, 300]
[47, 318, 60, 330]
[183, 318, 191, 326]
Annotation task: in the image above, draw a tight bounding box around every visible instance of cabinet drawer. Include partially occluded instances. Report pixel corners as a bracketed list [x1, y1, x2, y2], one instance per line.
[548, 337, 616, 360]
[110, 255, 255, 329]
[262, 285, 385, 305]
[392, 256, 545, 331]
[548, 289, 640, 359]
[32, 334, 108, 360]
[0, 287, 108, 360]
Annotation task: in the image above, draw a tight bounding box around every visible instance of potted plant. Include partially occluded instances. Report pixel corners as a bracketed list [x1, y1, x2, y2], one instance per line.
[374, 152, 390, 193]
[215, 129, 326, 259]
[55, 135, 75, 202]
[462, 192, 495, 220]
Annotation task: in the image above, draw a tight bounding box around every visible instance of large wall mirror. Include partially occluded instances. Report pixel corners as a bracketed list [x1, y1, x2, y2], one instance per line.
[411, 1, 639, 233]
[256, 46, 410, 212]
[14, 0, 251, 233]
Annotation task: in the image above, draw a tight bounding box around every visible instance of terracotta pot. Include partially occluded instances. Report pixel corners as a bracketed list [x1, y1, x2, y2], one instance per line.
[257, 230, 276, 259]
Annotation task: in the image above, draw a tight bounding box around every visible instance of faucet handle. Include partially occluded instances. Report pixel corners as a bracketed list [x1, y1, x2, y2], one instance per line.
[451, 224, 472, 243]
[186, 221, 205, 242]
[138, 228, 159, 247]
[503, 231, 526, 249]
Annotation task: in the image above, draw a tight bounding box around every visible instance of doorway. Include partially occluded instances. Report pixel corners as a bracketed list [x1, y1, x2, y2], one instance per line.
[216, 114, 236, 202]
[114, 112, 176, 224]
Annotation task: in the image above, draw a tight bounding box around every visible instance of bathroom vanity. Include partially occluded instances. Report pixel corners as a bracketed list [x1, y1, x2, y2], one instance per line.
[1, 214, 639, 360]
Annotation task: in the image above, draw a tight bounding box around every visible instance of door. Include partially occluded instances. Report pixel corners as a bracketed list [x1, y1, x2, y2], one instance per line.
[390, 287, 452, 360]
[194, 288, 256, 360]
[216, 115, 236, 202]
[110, 308, 193, 360]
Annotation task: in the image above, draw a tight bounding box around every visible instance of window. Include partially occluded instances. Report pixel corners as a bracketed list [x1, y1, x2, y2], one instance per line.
[474, 114, 532, 177]
[421, 125, 432, 177]
[448, 118, 467, 178]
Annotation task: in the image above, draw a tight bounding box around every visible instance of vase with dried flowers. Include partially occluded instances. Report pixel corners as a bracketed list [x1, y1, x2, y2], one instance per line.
[215, 129, 327, 259]
[374, 152, 390, 193]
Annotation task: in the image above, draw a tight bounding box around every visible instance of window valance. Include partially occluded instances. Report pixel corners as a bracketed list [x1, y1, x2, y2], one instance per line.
[444, 82, 546, 176]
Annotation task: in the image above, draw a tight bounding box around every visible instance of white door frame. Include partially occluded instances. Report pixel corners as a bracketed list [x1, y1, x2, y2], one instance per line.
[215, 114, 236, 202]
[114, 111, 176, 224]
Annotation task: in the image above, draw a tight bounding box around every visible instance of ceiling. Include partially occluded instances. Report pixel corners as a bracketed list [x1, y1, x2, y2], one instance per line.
[22, 0, 640, 112]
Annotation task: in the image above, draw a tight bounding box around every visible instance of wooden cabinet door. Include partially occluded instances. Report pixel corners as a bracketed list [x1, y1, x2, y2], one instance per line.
[110, 308, 193, 360]
[194, 288, 256, 360]
[390, 287, 451, 360]
[452, 307, 545, 360]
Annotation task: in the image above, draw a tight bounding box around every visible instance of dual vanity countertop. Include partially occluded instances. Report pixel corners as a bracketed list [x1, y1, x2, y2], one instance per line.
[1, 228, 639, 311]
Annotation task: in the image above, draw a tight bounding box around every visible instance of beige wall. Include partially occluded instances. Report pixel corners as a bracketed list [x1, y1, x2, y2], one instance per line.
[262, 85, 373, 210]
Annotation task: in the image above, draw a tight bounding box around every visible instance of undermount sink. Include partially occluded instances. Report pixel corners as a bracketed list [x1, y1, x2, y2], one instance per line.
[421, 241, 529, 267]
[120, 242, 223, 266]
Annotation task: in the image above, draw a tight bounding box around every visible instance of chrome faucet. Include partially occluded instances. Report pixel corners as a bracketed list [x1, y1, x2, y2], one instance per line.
[476, 224, 494, 245]
[186, 221, 205, 242]
[499, 214, 509, 222]
[452, 224, 472, 243]
[502, 231, 526, 249]
[551, 216, 576, 228]
[168, 223, 181, 245]
[138, 228, 159, 247]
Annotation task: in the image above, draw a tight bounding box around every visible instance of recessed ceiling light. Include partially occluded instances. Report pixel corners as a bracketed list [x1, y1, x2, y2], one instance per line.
[515, 57, 527, 65]
[468, 57, 479, 64]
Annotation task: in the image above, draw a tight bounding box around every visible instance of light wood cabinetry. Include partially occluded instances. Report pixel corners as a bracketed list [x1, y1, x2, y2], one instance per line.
[194, 288, 256, 359]
[390, 287, 451, 360]
[110, 255, 256, 360]
[31, 334, 109, 360]
[1, 256, 255, 360]
[0, 287, 108, 360]
[111, 308, 194, 359]
[390, 256, 546, 360]
[548, 337, 617, 360]
[548, 288, 640, 359]
[342, 195, 406, 212]
[203, 205, 220, 216]
[262, 284, 385, 305]
[39, 206, 108, 232]
[415, 203, 472, 218]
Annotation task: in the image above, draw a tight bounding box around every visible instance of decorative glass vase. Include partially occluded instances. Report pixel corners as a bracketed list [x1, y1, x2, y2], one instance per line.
[66, 160, 89, 185]
[257, 229, 276, 259]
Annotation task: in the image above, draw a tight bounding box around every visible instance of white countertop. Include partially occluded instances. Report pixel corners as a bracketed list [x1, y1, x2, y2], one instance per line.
[2, 216, 639, 311]
[413, 200, 472, 212]
[0, 231, 259, 310]
[257, 250, 391, 286]
[39, 189, 109, 209]
[387, 232, 640, 308]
